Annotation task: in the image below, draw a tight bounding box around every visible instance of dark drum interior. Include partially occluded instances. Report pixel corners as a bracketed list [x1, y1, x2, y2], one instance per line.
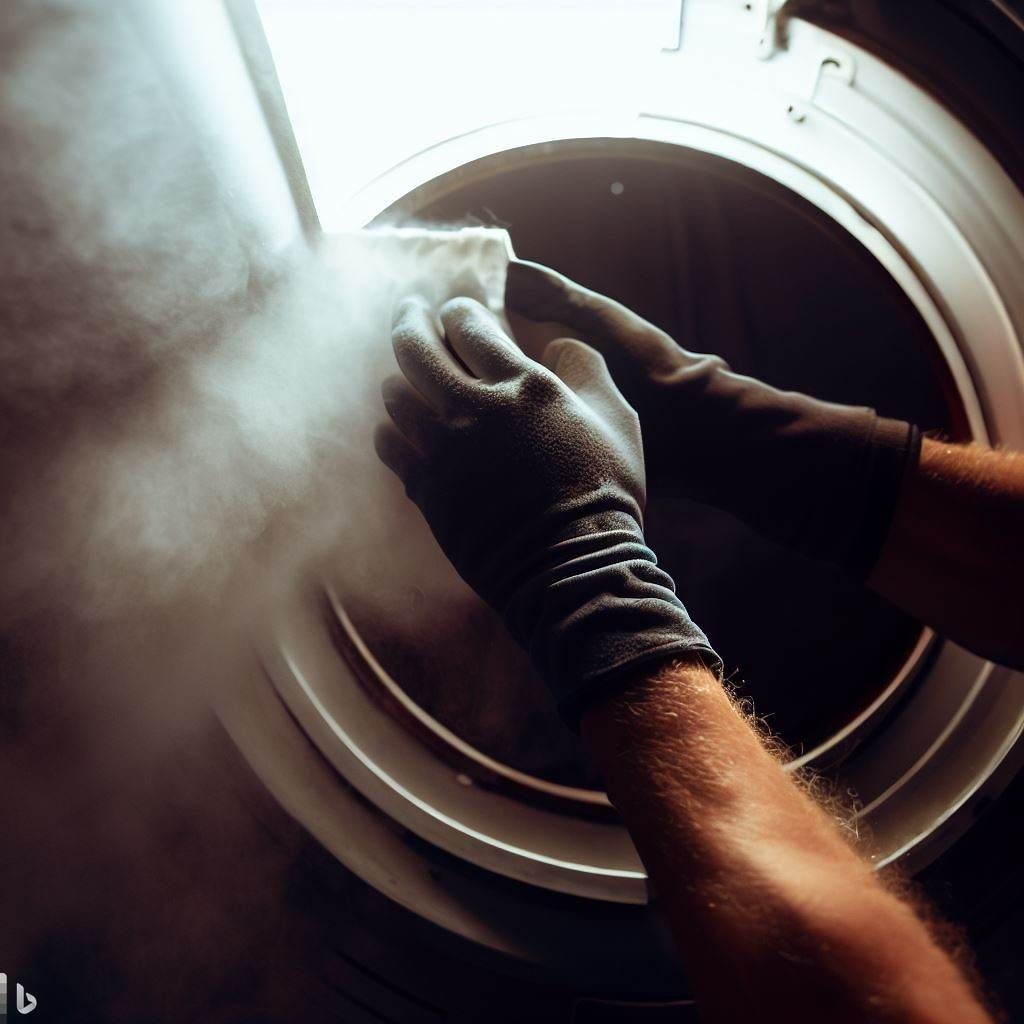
[348, 140, 961, 791]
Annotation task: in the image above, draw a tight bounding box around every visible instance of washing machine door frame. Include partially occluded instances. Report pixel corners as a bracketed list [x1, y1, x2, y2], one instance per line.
[220, 0, 1024, 985]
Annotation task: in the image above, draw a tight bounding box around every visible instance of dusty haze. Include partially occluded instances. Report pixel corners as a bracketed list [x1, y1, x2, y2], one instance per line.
[0, 2, 516, 1017]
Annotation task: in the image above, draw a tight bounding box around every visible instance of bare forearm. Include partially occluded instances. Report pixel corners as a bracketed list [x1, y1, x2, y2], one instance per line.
[870, 439, 1024, 667]
[580, 658, 992, 1024]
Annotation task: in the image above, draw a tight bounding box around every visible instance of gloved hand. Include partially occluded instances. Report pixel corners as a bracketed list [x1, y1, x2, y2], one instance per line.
[376, 296, 720, 727]
[506, 261, 921, 577]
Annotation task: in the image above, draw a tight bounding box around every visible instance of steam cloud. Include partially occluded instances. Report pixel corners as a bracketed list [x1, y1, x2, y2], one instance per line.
[0, 2, 517, 1015]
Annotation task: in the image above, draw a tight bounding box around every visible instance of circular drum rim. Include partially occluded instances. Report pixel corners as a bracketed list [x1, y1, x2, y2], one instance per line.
[223, 13, 1024, 981]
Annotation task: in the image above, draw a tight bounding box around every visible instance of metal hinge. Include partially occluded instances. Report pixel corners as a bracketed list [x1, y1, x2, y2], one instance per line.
[786, 49, 857, 122]
[755, 0, 795, 60]
[662, 0, 685, 51]
[662, 0, 800, 57]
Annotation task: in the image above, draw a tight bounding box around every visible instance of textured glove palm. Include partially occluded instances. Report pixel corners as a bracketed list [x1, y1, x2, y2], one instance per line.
[376, 296, 720, 727]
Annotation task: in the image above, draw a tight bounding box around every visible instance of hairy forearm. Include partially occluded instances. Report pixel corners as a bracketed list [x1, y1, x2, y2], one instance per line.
[870, 439, 1024, 667]
[580, 658, 992, 1024]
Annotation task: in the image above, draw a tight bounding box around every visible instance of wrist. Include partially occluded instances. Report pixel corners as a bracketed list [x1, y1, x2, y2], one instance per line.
[842, 415, 922, 576]
[501, 508, 721, 729]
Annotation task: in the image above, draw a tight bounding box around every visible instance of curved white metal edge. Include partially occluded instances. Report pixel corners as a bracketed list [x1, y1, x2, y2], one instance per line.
[232, 14, 1024, 898]
[869, 667, 1024, 872]
[786, 628, 938, 771]
[262, 567, 1022, 897]
[326, 20, 1024, 840]
[324, 583, 611, 808]
[269, 163, 1019, 891]
[215, 661, 683, 988]
[261, 584, 648, 904]
[278, 646, 646, 898]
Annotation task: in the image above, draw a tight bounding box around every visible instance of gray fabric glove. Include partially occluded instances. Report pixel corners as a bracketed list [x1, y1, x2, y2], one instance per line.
[506, 261, 921, 577]
[375, 296, 721, 728]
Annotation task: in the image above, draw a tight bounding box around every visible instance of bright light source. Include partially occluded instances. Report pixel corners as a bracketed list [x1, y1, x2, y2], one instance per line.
[256, 0, 670, 229]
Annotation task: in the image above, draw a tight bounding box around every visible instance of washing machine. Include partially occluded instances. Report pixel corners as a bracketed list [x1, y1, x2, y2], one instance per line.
[16, 1, 1021, 1020]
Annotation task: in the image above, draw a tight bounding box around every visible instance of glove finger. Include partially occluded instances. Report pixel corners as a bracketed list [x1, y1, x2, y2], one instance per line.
[543, 338, 643, 454]
[439, 297, 525, 382]
[382, 374, 443, 454]
[392, 296, 473, 412]
[374, 422, 425, 502]
[505, 260, 682, 378]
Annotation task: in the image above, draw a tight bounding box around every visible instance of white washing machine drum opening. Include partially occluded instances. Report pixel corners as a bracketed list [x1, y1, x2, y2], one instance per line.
[229, 9, 1024, 1000]
[340, 138, 964, 793]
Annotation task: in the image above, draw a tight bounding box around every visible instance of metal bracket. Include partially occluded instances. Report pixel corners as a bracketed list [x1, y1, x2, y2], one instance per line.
[756, 0, 795, 60]
[661, 0, 684, 51]
[787, 49, 857, 122]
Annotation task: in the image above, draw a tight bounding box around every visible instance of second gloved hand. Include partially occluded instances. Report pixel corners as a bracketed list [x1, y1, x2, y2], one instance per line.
[376, 296, 719, 727]
[506, 261, 921, 577]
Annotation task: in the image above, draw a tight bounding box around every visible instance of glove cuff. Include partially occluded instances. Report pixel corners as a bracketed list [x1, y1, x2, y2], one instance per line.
[757, 401, 920, 577]
[840, 416, 921, 578]
[502, 510, 721, 731]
